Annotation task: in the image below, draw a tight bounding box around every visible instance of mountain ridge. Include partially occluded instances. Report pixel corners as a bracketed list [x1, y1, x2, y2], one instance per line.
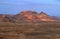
[0, 10, 60, 22]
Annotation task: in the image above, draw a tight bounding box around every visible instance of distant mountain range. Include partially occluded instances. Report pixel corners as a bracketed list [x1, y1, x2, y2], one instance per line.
[0, 10, 60, 23]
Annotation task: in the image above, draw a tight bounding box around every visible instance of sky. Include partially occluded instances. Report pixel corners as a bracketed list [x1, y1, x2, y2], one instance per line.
[0, 0, 60, 17]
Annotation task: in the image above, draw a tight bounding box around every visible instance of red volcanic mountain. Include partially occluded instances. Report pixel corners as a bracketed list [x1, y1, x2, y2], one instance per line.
[14, 11, 39, 22]
[38, 12, 60, 22]
[0, 10, 60, 22]
[13, 10, 60, 22]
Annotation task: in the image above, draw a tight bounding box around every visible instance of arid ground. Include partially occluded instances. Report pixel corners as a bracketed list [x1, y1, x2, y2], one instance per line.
[0, 11, 60, 39]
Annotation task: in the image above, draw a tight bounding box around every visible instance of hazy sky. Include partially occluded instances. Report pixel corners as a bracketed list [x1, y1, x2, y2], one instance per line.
[0, 0, 60, 17]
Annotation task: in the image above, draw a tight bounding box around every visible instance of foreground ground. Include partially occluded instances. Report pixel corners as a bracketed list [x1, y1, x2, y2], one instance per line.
[0, 22, 60, 39]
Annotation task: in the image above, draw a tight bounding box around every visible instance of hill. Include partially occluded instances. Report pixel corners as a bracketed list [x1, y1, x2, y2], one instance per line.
[0, 10, 60, 23]
[0, 11, 60, 39]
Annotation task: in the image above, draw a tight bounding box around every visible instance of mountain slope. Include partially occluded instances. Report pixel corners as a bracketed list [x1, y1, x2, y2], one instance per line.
[0, 10, 60, 23]
[13, 11, 60, 22]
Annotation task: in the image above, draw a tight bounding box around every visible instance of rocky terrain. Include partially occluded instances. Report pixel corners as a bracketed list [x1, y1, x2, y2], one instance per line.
[0, 10, 60, 23]
[0, 10, 60, 39]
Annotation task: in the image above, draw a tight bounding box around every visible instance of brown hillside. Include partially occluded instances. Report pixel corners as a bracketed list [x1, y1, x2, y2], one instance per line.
[0, 10, 60, 22]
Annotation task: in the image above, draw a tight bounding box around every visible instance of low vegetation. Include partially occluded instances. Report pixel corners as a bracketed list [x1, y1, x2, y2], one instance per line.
[0, 22, 60, 39]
